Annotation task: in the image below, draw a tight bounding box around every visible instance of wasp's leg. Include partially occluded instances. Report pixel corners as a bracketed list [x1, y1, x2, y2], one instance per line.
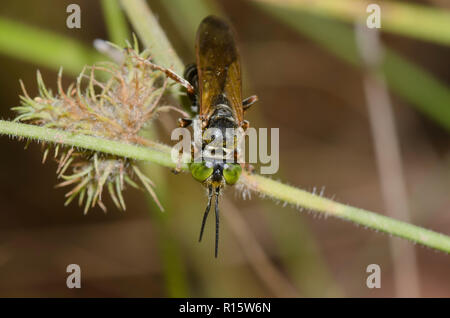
[131, 53, 196, 95]
[243, 95, 258, 111]
[171, 145, 185, 175]
[172, 140, 196, 174]
[178, 118, 193, 127]
[241, 162, 255, 174]
[159, 67, 195, 95]
[241, 120, 250, 131]
[236, 152, 255, 173]
[173, 152, 183, 175]
[232, 146, 255, 174]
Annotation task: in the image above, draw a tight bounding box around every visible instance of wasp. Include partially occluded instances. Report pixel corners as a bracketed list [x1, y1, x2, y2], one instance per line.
[150, 16, 257, 257]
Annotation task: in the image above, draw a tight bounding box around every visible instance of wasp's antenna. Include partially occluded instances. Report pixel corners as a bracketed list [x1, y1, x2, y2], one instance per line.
[199, 186, 213, 242]
[214, 187, 220, 258]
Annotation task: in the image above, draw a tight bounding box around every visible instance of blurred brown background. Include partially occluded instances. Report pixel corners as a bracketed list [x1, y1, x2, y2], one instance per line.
[0, 0, 449, 297]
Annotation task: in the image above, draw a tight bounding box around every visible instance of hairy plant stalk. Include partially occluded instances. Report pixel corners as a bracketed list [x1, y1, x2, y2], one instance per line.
[1, 120, 449, 253]
[0, 120, 176, 168]
[241, 173, 450, 254]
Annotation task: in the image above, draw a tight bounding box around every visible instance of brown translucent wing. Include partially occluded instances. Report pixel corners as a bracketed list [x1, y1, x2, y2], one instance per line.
[195, 16, 244, 124]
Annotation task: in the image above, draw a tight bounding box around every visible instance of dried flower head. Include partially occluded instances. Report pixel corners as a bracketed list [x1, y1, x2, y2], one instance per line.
[12, 41, 182, 213]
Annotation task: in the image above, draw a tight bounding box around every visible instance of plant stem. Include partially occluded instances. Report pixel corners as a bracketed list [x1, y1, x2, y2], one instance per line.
[101, 0, 130, 46]
[1, 120, 449, 254]
[120, 0, 184, 74]
[242, 173, 450, 254]
[355, 24, 419, 297]
[252, 0, 450, 46]
[0, 120, 178, 169]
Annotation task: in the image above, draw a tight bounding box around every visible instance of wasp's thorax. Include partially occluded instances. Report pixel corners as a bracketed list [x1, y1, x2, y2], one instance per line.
[190, 95, 243, 189]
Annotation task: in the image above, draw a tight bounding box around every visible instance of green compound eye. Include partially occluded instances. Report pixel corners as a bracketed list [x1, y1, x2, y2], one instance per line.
[223, 164, 242, 185]
[189, 162, 214, 182]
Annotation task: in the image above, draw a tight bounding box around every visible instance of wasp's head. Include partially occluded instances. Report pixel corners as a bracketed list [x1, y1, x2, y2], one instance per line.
[188, 160, 242, 258]
[189, 161, 242, 187]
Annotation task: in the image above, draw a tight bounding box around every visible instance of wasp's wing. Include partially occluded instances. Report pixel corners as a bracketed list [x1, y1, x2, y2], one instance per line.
[195, 16, 244, 124]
